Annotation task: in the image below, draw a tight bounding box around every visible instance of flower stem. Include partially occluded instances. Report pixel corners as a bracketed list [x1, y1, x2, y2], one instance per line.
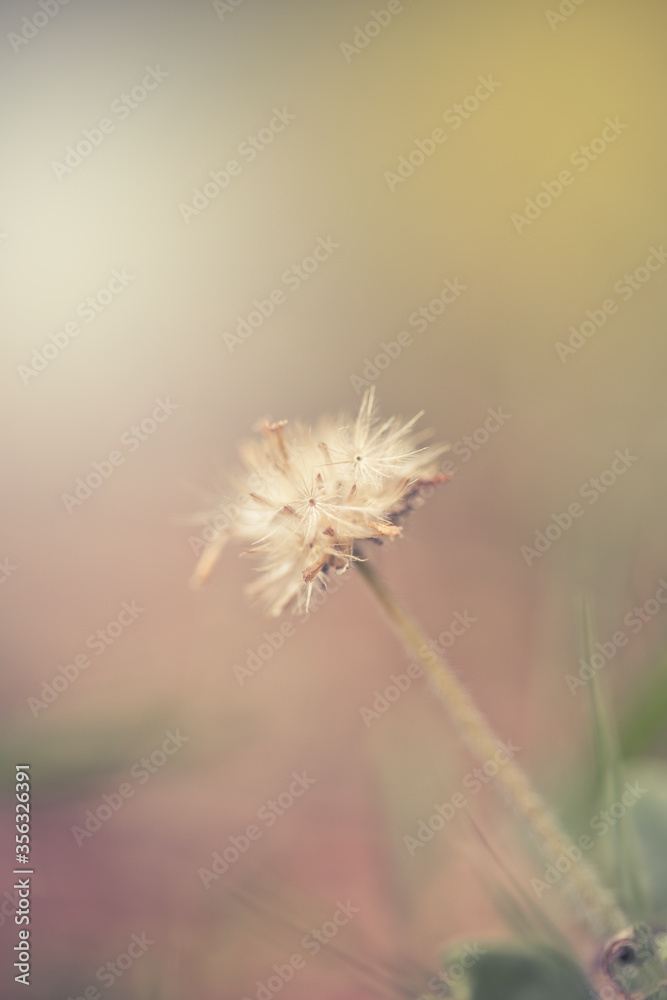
[356, 555, 628, 941]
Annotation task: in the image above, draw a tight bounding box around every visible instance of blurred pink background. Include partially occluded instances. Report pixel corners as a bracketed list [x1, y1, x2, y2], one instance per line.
[2, 1, 667, 997]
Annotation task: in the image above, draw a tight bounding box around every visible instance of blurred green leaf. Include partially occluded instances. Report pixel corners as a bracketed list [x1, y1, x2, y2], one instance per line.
[429, 941, 592, 999]
[619, 651, 667, 759]
[0, 713, 176, 798]
[619, 759, 667, 921]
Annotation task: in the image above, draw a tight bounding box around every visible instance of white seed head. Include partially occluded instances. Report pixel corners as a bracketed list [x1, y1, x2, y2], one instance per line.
[191, 389, 449, 616]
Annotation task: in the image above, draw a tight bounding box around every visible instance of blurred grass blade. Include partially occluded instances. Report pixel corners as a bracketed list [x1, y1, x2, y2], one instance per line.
[580, 595, 647, 921]
[464, 815, 576, 957]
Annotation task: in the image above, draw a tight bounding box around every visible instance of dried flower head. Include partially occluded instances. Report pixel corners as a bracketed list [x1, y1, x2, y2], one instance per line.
[191, 389, 449, 616]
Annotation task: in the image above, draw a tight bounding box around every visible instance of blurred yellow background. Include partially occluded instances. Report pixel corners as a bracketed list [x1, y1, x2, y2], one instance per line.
[2, 1, 667, 997]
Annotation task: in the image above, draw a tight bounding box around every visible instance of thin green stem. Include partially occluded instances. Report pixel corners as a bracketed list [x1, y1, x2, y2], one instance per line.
[356, 556, 629, 941]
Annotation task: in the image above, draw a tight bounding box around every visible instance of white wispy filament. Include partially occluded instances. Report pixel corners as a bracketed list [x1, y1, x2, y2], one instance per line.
[191, 389, 448, 615]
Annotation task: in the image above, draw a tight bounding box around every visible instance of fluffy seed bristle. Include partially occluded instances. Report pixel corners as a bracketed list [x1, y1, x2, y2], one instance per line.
[191, 389, 449, 615]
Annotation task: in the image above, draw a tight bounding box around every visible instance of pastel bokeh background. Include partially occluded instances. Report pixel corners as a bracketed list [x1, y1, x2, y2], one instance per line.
[2, 0, 667, 997]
